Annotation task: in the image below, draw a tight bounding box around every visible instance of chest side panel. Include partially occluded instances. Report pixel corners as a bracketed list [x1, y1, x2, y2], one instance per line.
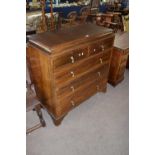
[27, 45, 56, 114]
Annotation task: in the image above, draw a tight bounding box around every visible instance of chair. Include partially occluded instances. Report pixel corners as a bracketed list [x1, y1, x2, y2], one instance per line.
[26, 66, 46, 134]
[77, 7, 90, 24]
[63, 11, 77, 27]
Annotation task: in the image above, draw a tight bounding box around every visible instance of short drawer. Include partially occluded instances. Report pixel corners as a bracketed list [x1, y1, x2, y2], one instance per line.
[53, 47, 88, 70]
[56, 64, 109, 98]
[89, 37, 114, 55]
[54, 52, 110, 86]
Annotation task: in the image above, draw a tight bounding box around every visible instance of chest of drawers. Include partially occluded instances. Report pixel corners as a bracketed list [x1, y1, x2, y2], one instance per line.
[108, 32, 129, 86]
[27, 24, 115, 125]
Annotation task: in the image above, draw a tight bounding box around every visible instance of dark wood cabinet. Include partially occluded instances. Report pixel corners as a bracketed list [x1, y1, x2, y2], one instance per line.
[27, 24, 115, 125]
[108, 32, 129, 86]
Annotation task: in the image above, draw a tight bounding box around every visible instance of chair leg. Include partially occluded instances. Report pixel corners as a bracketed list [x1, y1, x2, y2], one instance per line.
[35, 104, 46, 127]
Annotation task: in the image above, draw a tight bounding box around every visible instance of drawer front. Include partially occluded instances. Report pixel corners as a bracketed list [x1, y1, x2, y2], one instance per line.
[54, 51, 111, 86]
[53, 47, 88, 70]
[56, 79, 107, 116]
[89, 37, 114, 55]
[56, 64, 109, 98]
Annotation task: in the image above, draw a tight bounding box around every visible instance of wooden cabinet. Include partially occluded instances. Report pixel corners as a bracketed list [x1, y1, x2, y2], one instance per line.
[108, 32, 129, 86]
[27, 24, 115, 125]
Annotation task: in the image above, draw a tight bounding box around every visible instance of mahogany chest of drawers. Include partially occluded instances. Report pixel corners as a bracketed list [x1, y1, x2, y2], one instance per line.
[27, 24, 115, 125]
[108, 32, 129, 86]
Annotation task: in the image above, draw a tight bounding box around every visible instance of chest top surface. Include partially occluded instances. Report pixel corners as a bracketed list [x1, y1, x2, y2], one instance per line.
[28, 23, 113, 54]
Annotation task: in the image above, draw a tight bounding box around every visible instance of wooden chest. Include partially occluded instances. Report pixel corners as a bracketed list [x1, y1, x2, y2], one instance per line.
[108, 32, 129, 86]
[27, 24, 115, 125]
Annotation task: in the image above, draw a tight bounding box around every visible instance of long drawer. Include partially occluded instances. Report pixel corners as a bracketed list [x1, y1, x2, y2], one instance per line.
[55, 78, 107, 117]
[54, 50, 111, 87]
[56, 63, 109, 98]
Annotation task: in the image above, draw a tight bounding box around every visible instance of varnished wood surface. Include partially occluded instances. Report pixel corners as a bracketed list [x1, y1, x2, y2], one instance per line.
[56, 63, 109, 99]
[27, 24, 114, 124]
[28, 23, 113, 53]
[108, 47, 129, 86]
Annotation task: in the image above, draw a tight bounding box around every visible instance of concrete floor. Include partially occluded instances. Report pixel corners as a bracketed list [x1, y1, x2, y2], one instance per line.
[27, 70, 129, 155]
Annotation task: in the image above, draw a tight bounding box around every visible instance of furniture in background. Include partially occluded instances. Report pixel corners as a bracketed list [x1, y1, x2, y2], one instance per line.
[106, 11, 123, 31]
[122, 14, 129, 32]
[39, 0, 47, 32]
[45, 4, 107, 18]
[50, 0, 55, 30]
[62, 11, 78, 27]
[46, 5, 88, 18]
[26, 11, 60, 33]
[95, 13, 118, 32]
[26, 65, 46, 134]
[108, 32, 129, 86]
[27, 24, 115, 126]
[105, 0, 122, 12]
[76, 6, 90, 24]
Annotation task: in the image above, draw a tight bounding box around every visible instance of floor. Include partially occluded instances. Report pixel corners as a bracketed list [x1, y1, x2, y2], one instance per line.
[27, 70, 129, 155]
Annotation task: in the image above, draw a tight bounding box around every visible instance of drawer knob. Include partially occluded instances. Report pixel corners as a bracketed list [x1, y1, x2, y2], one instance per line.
[70, 56, 74, 63]
[101, 45, 104, 51]
[70, 71, 75, 77]
[71, 100, 75, 106]
[70, 86, 75, 92]
[100, 58, 103, 64]
[93, 49, 96, 52]
[97, 72, 101, 77]
[81, 52, 84, 56]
